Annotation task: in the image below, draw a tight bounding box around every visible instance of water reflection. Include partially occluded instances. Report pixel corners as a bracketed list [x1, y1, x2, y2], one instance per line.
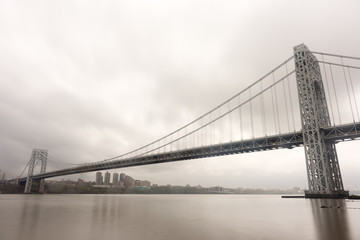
[1, 195, 358, 240]
[17, 196, 42, 240]
[310, 199, 351, 240]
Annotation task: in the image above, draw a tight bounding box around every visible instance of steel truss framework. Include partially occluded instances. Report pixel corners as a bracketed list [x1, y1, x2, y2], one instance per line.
[24, 149, 48, 193]
[294, 44, 347, 196]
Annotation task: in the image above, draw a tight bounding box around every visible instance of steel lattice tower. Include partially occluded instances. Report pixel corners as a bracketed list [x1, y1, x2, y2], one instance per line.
[24, 149, 48, 193]
[293, 44, 348, 198]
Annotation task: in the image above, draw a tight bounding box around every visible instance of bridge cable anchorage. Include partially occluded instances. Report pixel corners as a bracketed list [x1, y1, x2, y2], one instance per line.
[329, 64, 342, 125]
[347, 66, 360, 122]
[321, 54, 336, 126]
[341, 57, 356, 122]
[97, 56, 295, 163]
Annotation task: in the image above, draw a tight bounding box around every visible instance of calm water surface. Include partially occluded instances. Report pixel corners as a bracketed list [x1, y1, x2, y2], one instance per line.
[0, 194, 359, 240]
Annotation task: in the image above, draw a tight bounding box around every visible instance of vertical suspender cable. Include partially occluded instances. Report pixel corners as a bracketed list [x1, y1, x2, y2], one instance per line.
[197, 120, 199, 147]
[210, 111, 213, 145]
[341, 57, 355, 122]
[239, 96, 243, 140]
[272, 72, 281, 133]
[260, 80, 267, 136]
[321, 55, 335, 125]
[282, 68, 290, 133]
[286, 64, 296, 131]
[271, 79, 278, 134]
[347, 67, 360, 122]
[163, 137, 166, 153]
[329, 64, 342, 124]
[219, 108, 222, 143]
[194, 122, 197, 148]
[208, 115, 211, 145]
[229, 101, 233, 141]
[184, 128, 187, 149]
[176, 129, 180, 150]
[170, 134, 172, 152]
[249, 88, 254, 138]
[191, 125, 193, 148]
[200, 117, 204, 146]
[158, 140, 160, 154]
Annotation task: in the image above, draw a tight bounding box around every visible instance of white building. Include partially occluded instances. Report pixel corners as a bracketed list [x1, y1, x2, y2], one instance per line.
[0, 170, 5, 181]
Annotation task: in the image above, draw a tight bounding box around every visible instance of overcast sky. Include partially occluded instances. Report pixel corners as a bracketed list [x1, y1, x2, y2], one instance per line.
[1, 0, 360, 190]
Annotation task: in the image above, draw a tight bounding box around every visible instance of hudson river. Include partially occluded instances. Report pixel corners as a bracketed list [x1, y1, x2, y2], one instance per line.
[0, 194, 359, 240]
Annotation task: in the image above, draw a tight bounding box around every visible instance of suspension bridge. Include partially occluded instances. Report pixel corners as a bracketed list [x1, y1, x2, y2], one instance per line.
[14, 44, 360, 198]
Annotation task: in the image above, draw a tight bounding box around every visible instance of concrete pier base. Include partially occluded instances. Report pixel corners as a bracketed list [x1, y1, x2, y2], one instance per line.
[304, 190, 349, 199]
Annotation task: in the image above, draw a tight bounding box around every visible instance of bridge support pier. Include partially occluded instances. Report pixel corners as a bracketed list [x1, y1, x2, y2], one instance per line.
[293, 44, 349, 198]
[24, 149, 48, 194]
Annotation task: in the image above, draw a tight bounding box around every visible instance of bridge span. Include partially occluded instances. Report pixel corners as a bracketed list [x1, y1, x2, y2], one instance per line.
[17, 122, 360, 183]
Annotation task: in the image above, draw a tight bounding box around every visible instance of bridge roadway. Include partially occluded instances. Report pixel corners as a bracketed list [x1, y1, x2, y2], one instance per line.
[17, 122, 360, 183]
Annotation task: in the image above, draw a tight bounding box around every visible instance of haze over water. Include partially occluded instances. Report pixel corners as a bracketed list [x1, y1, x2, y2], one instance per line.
[0, 194, 359, 240]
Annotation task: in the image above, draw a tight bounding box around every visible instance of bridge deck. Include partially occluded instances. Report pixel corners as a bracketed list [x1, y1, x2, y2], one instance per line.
[17, 122, 360, 182]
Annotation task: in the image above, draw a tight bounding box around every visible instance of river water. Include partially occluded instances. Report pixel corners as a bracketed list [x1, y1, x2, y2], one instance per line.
[0, 194, 359, 240]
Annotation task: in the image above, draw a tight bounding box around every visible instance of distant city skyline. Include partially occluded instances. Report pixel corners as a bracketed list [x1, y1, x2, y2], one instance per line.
[94, 171, 151, 189]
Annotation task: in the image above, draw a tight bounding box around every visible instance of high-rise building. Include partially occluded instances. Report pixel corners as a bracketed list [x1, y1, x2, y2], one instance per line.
[95, 172, 102, 185]
[0, 170, 5, 181]
[104, 171, 111, 185]
[113, 173, 119, 185]
[124, 175, 135, 188]
[120, 173, 126, 182]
